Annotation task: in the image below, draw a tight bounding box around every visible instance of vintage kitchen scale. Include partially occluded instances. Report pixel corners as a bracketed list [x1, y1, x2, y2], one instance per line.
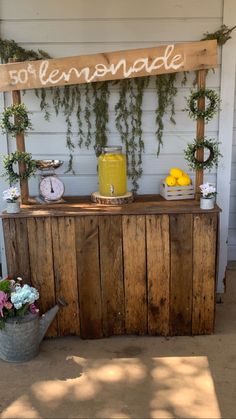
[35, 159, 65, 203]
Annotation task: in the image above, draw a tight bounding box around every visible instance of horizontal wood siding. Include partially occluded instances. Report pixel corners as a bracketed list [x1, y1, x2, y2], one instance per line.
[228, 76, 236, 260]
[0, 0, 221, 197]
[0, 1, 223, 19]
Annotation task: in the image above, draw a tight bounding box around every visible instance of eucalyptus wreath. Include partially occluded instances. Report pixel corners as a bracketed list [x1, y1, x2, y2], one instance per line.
[185, 89, 220, 122]
[184, 138, 222, 171]
[0, 104, 33, 136]
[2, 151, 37, 184]
[0, 26, 233, 191]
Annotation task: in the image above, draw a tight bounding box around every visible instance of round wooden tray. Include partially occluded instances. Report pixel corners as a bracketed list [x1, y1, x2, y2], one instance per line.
[91, 191, 134, 205]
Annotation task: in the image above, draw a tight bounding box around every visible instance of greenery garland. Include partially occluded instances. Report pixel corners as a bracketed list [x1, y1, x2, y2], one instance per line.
[184, 138, 222, 171]
[185, 89, 220, 122]
[0, 104, 33, 136]
[202, 24, 236, 46]
[2, 151, 37, 185]
[155, 73, 178, 155]
[0, 26, 234, 190]
[93, 81, 110, 157]
[0, 37, 51, 63]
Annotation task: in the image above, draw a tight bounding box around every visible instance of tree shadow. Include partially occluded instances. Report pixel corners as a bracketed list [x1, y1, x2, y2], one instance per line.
[0, 329, 229, 419]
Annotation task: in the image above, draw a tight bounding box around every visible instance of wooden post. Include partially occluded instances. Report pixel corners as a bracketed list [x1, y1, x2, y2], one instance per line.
[9, 59, 29, 204]
[195, 69, 206, 200]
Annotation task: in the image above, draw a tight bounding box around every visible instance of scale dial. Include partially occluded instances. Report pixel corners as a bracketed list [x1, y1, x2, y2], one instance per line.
[39, 175, 65, 201]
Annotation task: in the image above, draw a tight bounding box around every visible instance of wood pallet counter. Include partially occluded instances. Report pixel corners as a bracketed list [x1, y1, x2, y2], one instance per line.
[1, 195, 220, 338]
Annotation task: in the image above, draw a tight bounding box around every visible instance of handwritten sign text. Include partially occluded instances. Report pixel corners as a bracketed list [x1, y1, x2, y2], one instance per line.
[0, 40, 217, 92]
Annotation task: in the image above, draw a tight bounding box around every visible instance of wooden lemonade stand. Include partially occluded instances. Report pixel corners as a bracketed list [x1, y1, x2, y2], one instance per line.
[0, 40, 220, 337]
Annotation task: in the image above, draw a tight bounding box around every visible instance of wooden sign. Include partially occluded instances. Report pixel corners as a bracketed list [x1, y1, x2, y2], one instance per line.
[0, 40, 217, 92]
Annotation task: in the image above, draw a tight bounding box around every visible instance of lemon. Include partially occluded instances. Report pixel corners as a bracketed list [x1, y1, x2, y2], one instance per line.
[165, 175, 176, 186]
[177, 175, 191, 186]
[169, 168, 182, 179]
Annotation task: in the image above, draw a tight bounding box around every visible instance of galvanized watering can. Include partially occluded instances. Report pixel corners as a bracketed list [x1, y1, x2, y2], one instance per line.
[0, 305, 59, 363]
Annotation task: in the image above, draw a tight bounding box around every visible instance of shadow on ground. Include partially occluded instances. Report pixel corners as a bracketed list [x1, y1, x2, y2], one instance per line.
[0, 269, 235, 419]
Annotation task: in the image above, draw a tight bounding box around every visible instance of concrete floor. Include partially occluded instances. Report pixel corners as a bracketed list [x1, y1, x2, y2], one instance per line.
[0, 269, 236, 419]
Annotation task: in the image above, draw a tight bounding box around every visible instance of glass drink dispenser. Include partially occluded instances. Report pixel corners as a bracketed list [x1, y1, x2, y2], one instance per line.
[98, 146, 127, 197]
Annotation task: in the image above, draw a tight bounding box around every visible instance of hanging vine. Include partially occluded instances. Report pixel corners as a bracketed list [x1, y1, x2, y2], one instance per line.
[92, 81, 110, 156]
[84, 83, 92, 149]
[115, 78, 148, 191]
[0, 25, 235, 190]
[75, 85, 84, 148]
[155, 73, 178, 156]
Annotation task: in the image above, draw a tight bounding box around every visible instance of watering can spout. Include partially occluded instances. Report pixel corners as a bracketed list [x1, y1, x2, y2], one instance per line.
[39, 305, 59, 343]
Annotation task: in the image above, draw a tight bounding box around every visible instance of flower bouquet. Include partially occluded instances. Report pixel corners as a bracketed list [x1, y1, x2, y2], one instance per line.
[0, 277, 39, 329]
[199, 182, 216, 210]
[2, 186, 21, 213]
[0, 277, 59, 362]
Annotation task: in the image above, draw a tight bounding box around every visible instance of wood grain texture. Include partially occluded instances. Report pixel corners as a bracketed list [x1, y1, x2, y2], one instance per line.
[11, 87, 29, 204]
[146, 215, 170, 335]
[123, 215, 147, 334]
[2, 208, 218, 337]
[75, 216, 102, 338]
[99, 216, 125, 336]
[51, 217, 80, 336]
[170, 214, 193, 335]
[2, 218, 30, 281]
[0, 40, 217, 92]
[192, 213, 217, 334]
[195, 69, 206, 199]
[27, 217, 57, 337]
[91, 192, 134, 205]
[1, 195, 221, 218]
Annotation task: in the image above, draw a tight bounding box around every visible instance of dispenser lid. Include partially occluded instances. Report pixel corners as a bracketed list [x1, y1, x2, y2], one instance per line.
[102, 146, 122, 153]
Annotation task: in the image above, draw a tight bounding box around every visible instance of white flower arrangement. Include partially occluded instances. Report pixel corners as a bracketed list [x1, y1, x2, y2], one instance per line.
[199, 182, 217, 198]
[2, 186, 20, 203]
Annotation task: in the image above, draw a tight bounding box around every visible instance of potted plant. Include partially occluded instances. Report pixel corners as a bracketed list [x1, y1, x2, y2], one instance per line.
[2, 186, 21, 213]
[0, 277, 59, 362]
[199, 182, 217, 210]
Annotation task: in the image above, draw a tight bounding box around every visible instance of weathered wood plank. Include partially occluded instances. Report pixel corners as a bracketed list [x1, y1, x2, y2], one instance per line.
[99, 216, 125, 336]
[1, 196, 221, 218]
[170, 214, 193, 335]
[195, 69, 206, 198]
[75, 216, 102, 338]
[192, 213, 217, 334]
[27, 217, 57, 337]
[10, 86, 29, 204]
[0, 40, 217, 92]
[2, 218, 30, 282]
[123, 215, 147, 334]
[146, 215, 170, 335]
[51, 217, 80, 336]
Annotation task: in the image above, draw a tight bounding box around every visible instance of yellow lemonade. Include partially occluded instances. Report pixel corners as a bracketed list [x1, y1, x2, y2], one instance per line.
[98, 147, 127, 196]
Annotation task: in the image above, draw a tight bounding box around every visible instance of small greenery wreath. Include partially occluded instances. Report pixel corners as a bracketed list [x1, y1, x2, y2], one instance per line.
[0, 104, 33, 136]
[185, 89, 220, 122]
[3, 151, 37, 184]
[184, 138, 222, 171]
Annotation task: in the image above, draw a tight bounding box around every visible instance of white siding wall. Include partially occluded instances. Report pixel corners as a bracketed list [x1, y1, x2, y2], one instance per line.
[6, 1, 236, 284]
[0, 0, 223, 197]
[228, 73, 236, 260]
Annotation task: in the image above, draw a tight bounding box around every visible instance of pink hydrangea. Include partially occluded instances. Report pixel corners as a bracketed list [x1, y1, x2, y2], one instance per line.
[29, 303, 39, 314]
[0, 291, 8, 317]
[4, 301, 13, 310]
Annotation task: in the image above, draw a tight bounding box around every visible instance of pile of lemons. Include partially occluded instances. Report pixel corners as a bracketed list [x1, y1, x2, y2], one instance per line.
[165, 168, 192, 186]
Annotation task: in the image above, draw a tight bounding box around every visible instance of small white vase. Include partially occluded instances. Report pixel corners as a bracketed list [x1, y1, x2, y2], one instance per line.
[200, 196, 215, 210]
[6, 201, 20, 214]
